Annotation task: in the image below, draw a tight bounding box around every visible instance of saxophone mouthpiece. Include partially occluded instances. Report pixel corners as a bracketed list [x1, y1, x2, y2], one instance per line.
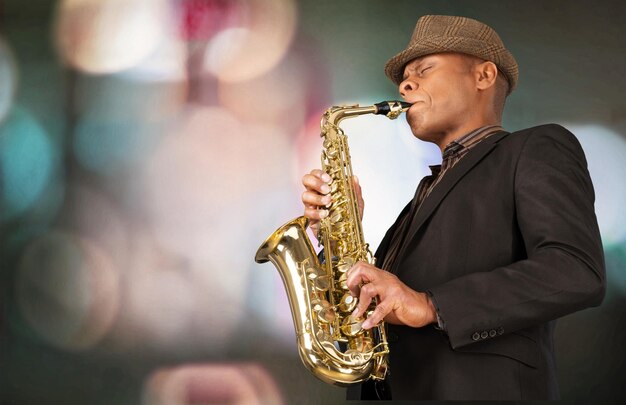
[374, 101, 412, 119]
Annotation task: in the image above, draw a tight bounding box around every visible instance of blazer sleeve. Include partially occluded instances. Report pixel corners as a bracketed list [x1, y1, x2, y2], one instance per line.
[428, 124, 606, 349]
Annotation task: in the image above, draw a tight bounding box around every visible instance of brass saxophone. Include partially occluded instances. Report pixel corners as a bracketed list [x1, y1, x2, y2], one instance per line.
[255, 101, 411, 386]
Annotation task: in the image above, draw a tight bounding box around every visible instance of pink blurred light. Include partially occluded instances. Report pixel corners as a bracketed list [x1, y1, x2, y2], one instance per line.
[176, 0, 242, 41]
[203, 0, 297, 83]
[217, 54, 307, 127]
[143, 363, 284, 405]
[136, 106, 296, 347]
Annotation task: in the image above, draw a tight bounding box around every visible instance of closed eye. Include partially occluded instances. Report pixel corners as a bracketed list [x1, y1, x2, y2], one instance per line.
[419, 66, 432, 75]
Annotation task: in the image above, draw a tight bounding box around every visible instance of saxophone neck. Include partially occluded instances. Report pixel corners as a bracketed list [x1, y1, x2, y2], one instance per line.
[323, 100, 412, 127]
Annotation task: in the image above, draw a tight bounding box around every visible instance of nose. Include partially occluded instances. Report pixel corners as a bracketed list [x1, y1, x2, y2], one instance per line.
[399, 78, 417, 99]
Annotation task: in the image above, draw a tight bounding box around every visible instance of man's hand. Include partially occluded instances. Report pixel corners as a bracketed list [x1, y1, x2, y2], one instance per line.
[301, 169, 364, 236]
[347, 261, 437, 329]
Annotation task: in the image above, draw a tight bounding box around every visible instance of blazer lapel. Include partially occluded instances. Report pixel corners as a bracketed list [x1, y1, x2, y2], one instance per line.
[392, 131, 510, 272]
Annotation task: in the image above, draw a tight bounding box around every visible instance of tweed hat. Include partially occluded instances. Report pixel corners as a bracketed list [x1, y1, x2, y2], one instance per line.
[385, 15, 518, 94]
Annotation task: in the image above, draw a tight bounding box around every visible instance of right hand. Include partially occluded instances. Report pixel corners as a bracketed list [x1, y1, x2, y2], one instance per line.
[301, 169, 364, 237]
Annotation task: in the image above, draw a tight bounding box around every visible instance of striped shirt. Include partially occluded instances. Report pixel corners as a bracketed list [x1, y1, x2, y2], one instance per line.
[381, 125, 504, 272]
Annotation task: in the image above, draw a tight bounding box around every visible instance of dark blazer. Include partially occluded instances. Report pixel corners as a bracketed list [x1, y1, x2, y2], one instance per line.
[355, 124, 606, 400]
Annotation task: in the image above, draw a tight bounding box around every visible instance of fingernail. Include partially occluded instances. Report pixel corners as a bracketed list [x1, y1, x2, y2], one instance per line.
[320, 210, 328, 219]
[321, 184, 330, 194]
[323, 195, 331, 205]
[362, 320, 371, 329]
[354, 175, 359, 184]
[322, 173, 331, 182]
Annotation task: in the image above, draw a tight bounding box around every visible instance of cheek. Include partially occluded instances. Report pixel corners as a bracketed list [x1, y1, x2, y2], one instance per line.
[429, 81, 469, 113]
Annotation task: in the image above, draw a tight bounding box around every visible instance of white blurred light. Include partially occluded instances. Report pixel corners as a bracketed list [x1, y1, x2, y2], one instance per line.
[565, 124, 626, 247]
[203, 0, 297, 82]
[16, 231, 120, 350]
[121, 35, 188, 82]
[55, 0, 171, 74]
[0, 37, 18, 123]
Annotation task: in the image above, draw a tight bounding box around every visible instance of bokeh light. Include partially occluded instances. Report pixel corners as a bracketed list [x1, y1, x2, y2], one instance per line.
[0, 107, 54, 222]
[217, 53, 307, 127]
[63, 183, 130, 268]
[54, 0, 172, 74]
[568, 124, 626, 298]
[71, 72, 187, 175]
[74, 118, 147, 173]
[143, 105, 294, 263]
[16, 231, 120, 351]
[0, 37, 18, 123]
[566, 124, 626, 247]
[121, 254, 198, 350]
[120, 34, 188, 83]
[176, 0, 241, 41]
[143, 363, 284, 405]
[140, 105, 296, 346]
[203, 0, 297, 83]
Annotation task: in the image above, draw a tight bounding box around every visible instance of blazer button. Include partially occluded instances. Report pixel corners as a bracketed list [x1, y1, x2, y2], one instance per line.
[471, 332, 480, 341]
[480, 331, 488, 339]
[497, 327, 504, 335]
[489, 329, 497, 338]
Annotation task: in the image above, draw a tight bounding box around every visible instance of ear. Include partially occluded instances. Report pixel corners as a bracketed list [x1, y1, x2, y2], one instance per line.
[474, 61, 498, 91]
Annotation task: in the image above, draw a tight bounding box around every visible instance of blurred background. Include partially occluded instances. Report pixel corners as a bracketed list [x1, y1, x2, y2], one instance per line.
[1, 0, 625, 404]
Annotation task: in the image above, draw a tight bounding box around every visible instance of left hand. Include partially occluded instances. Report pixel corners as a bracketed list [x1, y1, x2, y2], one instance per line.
[347, 261, 437, 329]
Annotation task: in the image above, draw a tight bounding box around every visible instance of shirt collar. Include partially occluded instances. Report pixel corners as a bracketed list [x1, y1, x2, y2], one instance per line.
[442, 124, 504, 160]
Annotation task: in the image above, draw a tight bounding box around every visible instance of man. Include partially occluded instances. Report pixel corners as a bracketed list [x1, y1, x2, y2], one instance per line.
[301, 15, 605, 400]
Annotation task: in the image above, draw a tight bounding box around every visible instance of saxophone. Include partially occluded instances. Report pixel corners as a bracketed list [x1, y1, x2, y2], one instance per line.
[255, 101, 411, 386]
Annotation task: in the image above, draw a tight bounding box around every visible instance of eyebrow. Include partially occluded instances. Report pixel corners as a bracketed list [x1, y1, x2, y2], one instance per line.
[402, 56, 434, 80]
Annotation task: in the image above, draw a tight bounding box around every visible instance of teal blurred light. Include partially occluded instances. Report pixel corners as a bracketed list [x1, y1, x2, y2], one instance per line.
[73, 118, 143, 174]
[0, 107, 54, 222]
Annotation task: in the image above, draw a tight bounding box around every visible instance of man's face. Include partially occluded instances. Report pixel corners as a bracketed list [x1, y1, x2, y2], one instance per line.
[400, 53, 478, 143]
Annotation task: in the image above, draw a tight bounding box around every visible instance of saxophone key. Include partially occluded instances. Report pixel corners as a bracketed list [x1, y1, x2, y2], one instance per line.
[336, 257, 355, 273]
[349, 335, 374, 353]
[311, 299, 336, 324]
[338, 293, 358, 313]
[340, 313, 365, 337]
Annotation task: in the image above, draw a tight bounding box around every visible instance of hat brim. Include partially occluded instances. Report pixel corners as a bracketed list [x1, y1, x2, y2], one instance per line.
[384, 35, 518, 93]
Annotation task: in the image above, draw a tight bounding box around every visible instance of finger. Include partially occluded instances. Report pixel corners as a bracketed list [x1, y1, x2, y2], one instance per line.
[303, 171, 331, 195]
[314, 169, 332, 183]
[346, 262, 375, 295]
[304, 206, 328, 221]
[352, 282, 378, 319]
[302, 190, 331, 207]
[361, 300, 390, 329]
